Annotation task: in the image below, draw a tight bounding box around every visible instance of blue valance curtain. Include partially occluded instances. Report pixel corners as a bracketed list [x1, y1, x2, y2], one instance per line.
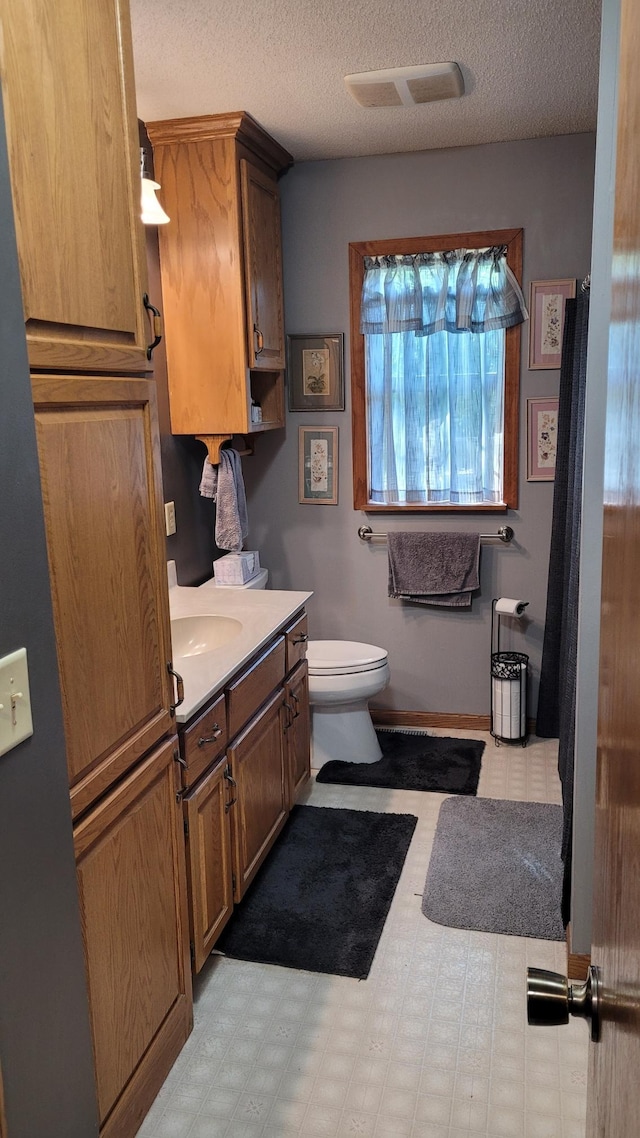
[360, 247, 528, 335]
[360, 247, 528, 505]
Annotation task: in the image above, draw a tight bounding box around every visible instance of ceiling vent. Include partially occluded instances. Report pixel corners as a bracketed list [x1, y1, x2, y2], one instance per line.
[344, 62, 464, 109]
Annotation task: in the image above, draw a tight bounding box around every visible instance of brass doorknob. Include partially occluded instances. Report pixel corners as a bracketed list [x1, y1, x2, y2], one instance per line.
[527, 964, 601, 1042]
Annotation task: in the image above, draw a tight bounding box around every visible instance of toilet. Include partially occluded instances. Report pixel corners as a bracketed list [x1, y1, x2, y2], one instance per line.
[306, 640, 390, 768]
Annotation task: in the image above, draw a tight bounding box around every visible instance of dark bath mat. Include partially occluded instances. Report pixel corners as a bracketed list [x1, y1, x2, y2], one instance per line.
[422, 797, 564, 941]
[315, 729, 484, 794]
[215, 805, 417, 978]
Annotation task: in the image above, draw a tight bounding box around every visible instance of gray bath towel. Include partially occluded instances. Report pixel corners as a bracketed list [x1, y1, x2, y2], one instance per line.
[199, 448, 249, 552]
[388, 532, 480, 607]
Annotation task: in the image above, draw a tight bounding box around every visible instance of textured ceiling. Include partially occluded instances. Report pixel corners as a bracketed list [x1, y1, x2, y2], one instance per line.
[130, 0, 602, 162]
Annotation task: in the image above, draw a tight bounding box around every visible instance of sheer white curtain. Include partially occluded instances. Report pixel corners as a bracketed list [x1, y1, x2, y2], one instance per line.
[360, 247, 527, 505]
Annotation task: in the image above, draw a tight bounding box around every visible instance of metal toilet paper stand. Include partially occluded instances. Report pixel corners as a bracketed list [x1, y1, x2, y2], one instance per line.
[490, 598, 529, 747]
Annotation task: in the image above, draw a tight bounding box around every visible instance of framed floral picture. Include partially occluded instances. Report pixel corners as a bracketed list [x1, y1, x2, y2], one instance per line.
[298, 426, 338, 504]
[527, 397, 559, 481]
[287, 334, 344, 411]
[528, 279, 576, 370]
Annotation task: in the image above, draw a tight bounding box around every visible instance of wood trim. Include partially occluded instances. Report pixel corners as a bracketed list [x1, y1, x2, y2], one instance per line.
[372, 710, 539, 736]
[356, 502, 509, 514]
[349, 228, 524, 512]
[566, 923, 591, 981]
[372, 709, 492, 731]
[351, 229, 523, 258]
[147, 111, 293, 174]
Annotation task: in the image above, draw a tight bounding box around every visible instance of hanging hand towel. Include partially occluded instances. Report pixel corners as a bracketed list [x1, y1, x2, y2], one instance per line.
[388, 532, 480, 607]
[199, 448, 249, 552]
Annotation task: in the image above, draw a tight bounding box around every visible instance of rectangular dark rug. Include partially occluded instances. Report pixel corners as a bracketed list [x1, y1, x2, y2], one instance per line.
[315, 729, 483, 794]
[422, 797, 564, 940]
[215, 805, 417, 978]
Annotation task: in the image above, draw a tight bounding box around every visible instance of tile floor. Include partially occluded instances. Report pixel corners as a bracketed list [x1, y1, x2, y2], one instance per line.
[137, 729, 588, 1138]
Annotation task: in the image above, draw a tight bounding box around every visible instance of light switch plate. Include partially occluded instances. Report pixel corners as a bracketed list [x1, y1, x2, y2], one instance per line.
[165, 501, 177, 536]
[0, 647, 34, 758]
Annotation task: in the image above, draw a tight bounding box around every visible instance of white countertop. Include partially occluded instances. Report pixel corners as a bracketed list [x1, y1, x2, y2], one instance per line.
[169, 583, 313, 723]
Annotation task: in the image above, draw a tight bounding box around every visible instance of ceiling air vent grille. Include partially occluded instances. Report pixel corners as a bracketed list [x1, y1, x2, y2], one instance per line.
[344, 62, 464, 108]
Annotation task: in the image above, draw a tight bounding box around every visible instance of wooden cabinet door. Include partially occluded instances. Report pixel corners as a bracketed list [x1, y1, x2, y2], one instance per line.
[0, 0, 149, 372]
[241, 160, 285, 369]
[184, 758, 234, 973]
[228, 687, 288, 901]
[74, 737, 192, 1138]
[286, 661, 311, 808]
[32, 375, 174, 818]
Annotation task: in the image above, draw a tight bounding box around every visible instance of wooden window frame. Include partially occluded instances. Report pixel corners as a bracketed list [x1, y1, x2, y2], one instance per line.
[349, 228, 523, 512]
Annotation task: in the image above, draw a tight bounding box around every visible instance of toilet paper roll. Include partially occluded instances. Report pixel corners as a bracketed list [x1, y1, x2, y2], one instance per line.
[492, 673, 526, 739]
[495, 597, 529, 617]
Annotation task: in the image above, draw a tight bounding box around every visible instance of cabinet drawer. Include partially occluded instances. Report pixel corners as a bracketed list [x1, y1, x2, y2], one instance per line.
[226, 636, 285, 738]
[181, 693, 227, 790]
[285, 612, 309, 674]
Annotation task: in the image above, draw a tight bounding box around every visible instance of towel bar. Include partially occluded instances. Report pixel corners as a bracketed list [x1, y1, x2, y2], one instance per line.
[358, 525, 514, 543]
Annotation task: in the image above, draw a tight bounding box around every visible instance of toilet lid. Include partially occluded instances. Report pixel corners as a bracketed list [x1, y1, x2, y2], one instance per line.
[306, 640, 388, 675]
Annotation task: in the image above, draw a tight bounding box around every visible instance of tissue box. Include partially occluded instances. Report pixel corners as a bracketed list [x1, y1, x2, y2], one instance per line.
[213, 551, 261, 585]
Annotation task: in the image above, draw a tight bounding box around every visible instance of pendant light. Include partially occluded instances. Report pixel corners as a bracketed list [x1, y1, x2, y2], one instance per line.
[140, 147, 170, 226]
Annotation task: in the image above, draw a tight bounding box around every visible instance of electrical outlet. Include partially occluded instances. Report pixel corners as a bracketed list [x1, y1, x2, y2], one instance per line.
[164, 501, 176, 536]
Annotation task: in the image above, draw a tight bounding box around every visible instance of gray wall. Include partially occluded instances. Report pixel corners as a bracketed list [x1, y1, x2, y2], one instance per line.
[243, 133, 596, 717]
[0, 99, 98, 1135]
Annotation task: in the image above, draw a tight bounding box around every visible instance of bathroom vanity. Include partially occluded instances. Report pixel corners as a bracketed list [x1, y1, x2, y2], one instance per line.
[169, 585, 312, 972]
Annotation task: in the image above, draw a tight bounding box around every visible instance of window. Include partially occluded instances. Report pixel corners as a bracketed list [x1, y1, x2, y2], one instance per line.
[349, 229, 525, 511]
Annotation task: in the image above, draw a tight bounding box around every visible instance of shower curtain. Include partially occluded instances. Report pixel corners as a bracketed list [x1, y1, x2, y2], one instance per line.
[535, 287, 590, 924]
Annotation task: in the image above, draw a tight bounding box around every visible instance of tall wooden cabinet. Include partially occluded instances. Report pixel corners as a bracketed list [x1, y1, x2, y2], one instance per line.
[147, 113, 293, 452]
[0, 2, 192, 1136]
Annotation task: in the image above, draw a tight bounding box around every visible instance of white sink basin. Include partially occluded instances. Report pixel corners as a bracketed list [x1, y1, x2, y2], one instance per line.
[171, 614, 242, 657]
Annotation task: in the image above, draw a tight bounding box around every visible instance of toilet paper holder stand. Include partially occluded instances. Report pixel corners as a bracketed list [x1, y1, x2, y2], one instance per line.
[490, 598, 529, 747]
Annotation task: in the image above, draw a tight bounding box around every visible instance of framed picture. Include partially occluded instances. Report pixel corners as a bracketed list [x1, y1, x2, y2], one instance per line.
[528, 279, 576, 370]
[527, 397, 559, 481]
[298, 427, 338, 504]
[287, 333, 344, 411]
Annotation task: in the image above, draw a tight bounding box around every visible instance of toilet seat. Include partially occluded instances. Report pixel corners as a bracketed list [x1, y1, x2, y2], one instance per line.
[306, 640, 388, 676]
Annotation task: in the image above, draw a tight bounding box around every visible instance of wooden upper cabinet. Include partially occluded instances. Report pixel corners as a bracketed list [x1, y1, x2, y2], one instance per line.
[32, 374, 174, 819]
[146, 112, 292, 437]
[241, 160, 285, 369]
[0, 0, 150, 372]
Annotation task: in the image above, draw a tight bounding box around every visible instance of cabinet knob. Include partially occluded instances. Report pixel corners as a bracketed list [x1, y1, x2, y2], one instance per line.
[253, 324, 264, 356]
[143, 294, 163, 360]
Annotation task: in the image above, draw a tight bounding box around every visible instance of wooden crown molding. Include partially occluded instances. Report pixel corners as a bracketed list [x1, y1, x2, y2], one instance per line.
[146, 111, 293, 175]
